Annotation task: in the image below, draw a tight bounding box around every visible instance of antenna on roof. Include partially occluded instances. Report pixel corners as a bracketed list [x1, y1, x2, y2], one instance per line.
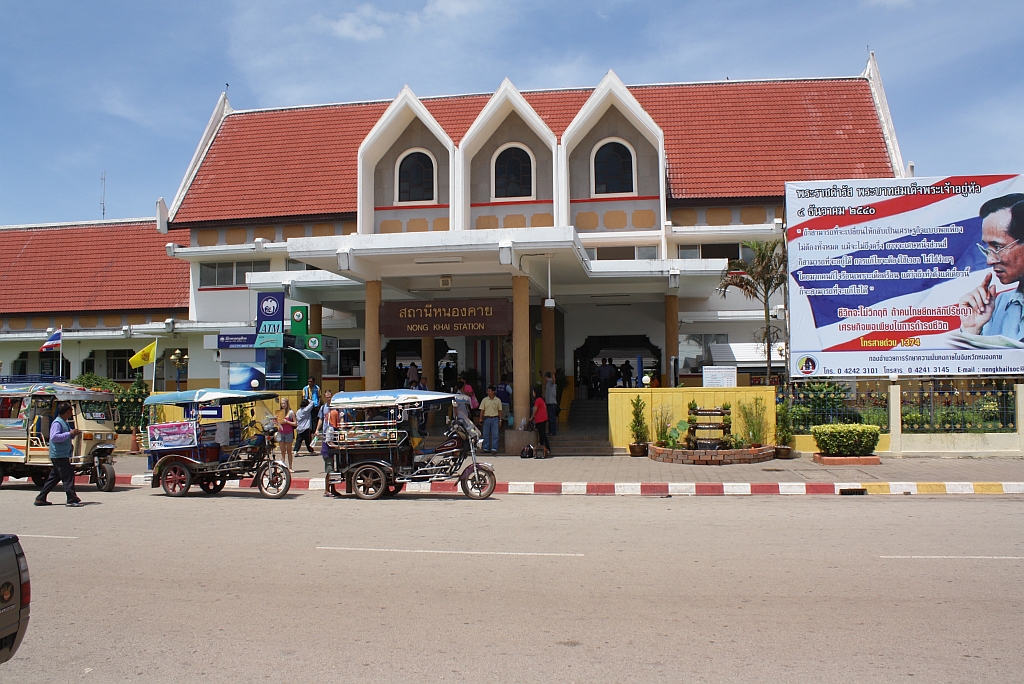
[100, 171, 106, 219]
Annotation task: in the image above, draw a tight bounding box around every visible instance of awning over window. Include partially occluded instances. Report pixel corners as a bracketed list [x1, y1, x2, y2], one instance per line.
[709, 343, 786, 367]
[287, 346, 326, 361]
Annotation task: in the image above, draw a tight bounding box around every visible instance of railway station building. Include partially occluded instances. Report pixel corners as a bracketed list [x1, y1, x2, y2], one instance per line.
[2, 57, 904, 427]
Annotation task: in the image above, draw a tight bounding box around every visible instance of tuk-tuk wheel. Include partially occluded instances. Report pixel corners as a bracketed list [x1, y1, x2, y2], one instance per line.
[32, 471, 48, 488]
[461, 468, 496, 500]
[161, 464, 192, 497]
[199, 478, 226, 495]
[257, 463, 291, 499]
[382, 482, 404, 497]
[352, 465, 387, 500]
[95, 463, 116, 492]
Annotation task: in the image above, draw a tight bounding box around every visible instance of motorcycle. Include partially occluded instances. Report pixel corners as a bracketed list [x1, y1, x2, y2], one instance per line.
[325, 389, 496, 501]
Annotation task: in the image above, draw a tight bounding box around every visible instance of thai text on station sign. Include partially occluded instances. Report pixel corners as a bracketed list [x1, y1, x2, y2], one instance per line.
[380, 299, 512, 337]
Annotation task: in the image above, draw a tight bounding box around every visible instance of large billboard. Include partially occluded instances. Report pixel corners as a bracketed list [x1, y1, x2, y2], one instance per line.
[787, 174, 1024, 377]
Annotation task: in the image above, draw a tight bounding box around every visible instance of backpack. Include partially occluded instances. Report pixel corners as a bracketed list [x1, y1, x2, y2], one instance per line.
[520, 444, 535, 459]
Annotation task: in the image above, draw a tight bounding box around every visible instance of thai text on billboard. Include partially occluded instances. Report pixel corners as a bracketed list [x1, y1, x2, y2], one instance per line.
[786, 175, 1024, 377]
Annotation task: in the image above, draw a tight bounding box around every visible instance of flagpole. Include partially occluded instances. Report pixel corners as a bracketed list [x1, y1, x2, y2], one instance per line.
[151, 337, 158, 391]
[58, 326, 63, 381]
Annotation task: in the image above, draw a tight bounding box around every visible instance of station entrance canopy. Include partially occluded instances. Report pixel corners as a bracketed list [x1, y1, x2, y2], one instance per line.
[269, 227, 723, 306]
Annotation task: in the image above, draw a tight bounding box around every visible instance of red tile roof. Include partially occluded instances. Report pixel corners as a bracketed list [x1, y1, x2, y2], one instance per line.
[0, 220, 189, 315]
[630, 79, 894, 199]
[174, 101, 389, 223]
[421, 94, 490, 145]
[172, 77, 894, 224]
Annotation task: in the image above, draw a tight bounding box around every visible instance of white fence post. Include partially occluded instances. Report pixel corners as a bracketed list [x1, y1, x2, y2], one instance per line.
[888, 383, 901, 455]
[1016, 385, 1024, 452]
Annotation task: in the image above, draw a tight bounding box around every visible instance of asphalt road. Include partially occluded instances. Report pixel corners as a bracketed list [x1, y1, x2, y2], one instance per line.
[1, 483, 1022, 683]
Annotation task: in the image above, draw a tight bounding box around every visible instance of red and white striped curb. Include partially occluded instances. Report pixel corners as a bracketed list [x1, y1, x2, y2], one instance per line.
[6, 475, 1024, 496]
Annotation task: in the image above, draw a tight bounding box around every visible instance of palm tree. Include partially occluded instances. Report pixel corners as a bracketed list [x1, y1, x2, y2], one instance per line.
[718, 239, 787, 382]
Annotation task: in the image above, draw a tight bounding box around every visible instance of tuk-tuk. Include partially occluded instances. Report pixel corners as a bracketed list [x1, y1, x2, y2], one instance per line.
[144, 389, 290, 499]
[0, 381, 118, 491]
[325, 389, 496, 500]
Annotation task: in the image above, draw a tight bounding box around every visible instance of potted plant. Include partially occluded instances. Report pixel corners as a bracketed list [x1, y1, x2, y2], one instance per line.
[629, 395, 650, 457]
[665, 420, 689, 448]
[775, 401, 795, 458]
[736, 396, 769, 448]
[687, 399, 699, 417]
[652, 405, 673, 446]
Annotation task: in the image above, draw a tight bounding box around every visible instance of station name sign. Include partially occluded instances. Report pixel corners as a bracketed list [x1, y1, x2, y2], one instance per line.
[380, 299, 512, 337]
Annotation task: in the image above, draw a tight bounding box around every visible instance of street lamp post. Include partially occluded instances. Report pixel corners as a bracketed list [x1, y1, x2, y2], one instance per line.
[169, 349, 189, 391]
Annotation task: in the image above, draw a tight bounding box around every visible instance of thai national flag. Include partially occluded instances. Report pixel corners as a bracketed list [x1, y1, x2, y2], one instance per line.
[39, 329, 61, 352]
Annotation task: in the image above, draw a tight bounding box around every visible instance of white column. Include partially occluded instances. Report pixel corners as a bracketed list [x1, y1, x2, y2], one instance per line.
[888, 383, 901, 455]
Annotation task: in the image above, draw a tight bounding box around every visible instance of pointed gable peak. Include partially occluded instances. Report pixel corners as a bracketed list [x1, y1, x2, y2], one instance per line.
[360, 83, 454, 161]
[562, 70, 662, 153]
[460, 77, 556, 157]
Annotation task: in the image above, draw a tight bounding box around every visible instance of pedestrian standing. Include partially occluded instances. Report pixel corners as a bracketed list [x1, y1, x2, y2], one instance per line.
[35, 402, 83, 507]
[543, 371, 559, 436]
[480, 385, 502, 453]
[620, 359, 634, 388]
[295, 398, 316, 456]
[406, 362, 420, 388]
[455, 381, 472, 424]
[303, 377, 321, 411]
[530, 386, 551, 457]
[496, 374, 512, 425]
[314, 389, 334, 439]
[275, 397, 297, 469]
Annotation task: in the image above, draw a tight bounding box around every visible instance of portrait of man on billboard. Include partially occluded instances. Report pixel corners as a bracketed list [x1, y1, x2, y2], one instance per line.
[959, 194, 1024, 340]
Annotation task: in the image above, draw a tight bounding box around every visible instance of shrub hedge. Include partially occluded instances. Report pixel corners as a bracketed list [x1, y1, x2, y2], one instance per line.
[810, 424, 880, 456]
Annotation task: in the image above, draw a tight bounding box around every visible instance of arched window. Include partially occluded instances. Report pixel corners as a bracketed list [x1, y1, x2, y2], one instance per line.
[592, 139, 635, 196]
[397, 150, 435, 203]
[493, 145, 533, 199]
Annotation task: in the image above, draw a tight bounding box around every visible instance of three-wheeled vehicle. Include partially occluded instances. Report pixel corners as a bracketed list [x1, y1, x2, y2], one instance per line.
[145, 389, 290, 499]
[0, 382, 118, 491]
[325, 389, 496, 500]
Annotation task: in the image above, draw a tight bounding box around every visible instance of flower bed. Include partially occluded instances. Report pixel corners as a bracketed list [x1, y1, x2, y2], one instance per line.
[648, 444, 776, 465]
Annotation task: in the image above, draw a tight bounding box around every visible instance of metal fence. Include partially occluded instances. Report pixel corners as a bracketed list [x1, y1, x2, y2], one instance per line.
[114, 394, 149, 433]
[783, 381, 890, 434]
[901, 386, 1016, 433]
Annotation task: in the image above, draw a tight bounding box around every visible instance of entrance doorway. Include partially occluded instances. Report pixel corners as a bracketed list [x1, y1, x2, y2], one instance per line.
[574, 335, 661, 398]
[381, 338, 450, 390]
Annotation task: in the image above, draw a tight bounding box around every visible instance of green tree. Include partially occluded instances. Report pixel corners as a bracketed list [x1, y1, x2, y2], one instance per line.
[718, 239, 787, 382]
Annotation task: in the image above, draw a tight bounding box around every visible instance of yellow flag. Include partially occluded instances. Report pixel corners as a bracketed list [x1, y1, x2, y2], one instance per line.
[129, 341, 158, 369]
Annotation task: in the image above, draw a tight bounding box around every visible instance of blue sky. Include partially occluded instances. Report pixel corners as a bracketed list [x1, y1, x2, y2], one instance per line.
[1, 0, 1021, 225]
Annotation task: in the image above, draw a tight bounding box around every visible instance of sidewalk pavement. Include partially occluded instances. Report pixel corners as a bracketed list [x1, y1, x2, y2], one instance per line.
[110, 451, 1024, 484]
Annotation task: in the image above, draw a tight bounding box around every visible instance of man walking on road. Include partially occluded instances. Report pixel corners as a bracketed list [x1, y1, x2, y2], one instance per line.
[35, 401, 83, 507]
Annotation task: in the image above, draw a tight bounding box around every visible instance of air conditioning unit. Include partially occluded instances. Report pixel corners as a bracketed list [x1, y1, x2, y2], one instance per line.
[439, 276, 453, 289]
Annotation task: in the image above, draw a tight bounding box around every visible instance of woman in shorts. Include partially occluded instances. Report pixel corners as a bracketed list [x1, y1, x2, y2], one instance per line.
[275, 397, 297, 468]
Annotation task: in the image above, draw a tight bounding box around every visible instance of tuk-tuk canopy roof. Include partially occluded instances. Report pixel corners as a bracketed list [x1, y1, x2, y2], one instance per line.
[0, 381, 116, 402]
[330, 389, 456, 410]
[144, 389, 279, 407]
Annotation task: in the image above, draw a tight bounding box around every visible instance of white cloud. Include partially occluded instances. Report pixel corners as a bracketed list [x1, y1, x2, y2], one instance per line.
[317, 4, 401, 41]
